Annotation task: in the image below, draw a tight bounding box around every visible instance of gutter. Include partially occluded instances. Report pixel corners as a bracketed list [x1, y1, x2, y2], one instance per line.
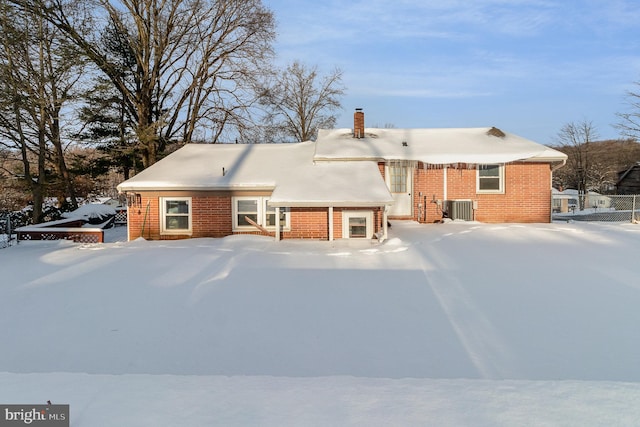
[268, 200, 394, 208]
[551, 159, 567, 171]
[116, 184, 277, 193]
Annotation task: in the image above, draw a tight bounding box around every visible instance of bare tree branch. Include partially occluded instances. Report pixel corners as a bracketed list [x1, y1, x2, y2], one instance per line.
[9, 0, 275, 166]
[258, 61, 345, 142]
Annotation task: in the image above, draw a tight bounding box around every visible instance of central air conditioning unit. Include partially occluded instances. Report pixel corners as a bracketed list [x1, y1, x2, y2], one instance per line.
[444, 200, 474, 221]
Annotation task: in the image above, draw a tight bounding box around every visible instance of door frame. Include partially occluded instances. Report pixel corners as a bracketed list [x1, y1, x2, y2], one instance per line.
[385, 160, 414, 217]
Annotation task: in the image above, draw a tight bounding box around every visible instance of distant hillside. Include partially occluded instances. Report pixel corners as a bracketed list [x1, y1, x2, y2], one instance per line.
[552, 139, 640, 193]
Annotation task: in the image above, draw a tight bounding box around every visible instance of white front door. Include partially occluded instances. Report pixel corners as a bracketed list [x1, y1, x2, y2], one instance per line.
[385, 161, 413, 216]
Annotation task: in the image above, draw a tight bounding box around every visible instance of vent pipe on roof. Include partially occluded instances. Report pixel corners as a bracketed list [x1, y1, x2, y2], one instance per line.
[354, 108, 364, 138]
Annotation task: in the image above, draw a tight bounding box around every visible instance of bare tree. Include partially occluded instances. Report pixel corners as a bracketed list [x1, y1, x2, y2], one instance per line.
[616, 81, 640, 141]
[0, 3, 84, 220]
[258, 61, 345, 142]
[0, 6, 44, 222]
[0, 147, 30, 211]
[39, 15, 84, 210]
[554, 120, 599, 209]
[554, 138, 640, 195]
[10, 0, 276, 167]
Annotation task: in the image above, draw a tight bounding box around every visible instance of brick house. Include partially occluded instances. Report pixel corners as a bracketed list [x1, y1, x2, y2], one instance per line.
[117, 110, 566, 241]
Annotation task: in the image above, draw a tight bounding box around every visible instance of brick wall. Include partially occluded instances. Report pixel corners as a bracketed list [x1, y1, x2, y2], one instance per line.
[410, 162, 552, 223]
[285, 207, 330, 239]
[283, 207, 383, 239]
[127, 191, 384, 241]
[413, 164, 442, 222]
[192, 196, 233, 237]
[127, 194, 159, 240]
[477, 162, 552, 223]
[127, 192, 232, 241]
[126, 161, 553, 241]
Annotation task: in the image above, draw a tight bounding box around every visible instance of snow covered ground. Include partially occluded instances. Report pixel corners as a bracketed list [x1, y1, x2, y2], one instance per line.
[1, 221, 640, 426]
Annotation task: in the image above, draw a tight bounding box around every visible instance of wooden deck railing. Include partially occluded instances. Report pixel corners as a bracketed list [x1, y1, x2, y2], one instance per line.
[16, 218, 104, 243]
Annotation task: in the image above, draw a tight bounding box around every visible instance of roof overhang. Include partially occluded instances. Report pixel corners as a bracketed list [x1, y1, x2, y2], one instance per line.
[116, 184, 276, 193]
[268, 200, 394, 208]
[314, 127, 569, 166]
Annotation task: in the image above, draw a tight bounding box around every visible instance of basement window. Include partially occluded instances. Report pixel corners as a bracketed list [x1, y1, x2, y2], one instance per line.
[342, 210, 373, 239]
[477, 164, 504, 194]
[160, 197, 192, 234]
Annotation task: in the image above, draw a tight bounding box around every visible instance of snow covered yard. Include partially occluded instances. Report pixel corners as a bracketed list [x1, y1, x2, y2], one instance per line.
[1, 221, 640, 426]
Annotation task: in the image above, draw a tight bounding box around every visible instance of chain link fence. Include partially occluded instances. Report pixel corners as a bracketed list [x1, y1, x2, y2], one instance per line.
[0, 213, 15, 249]
[552, 194, 640, 222]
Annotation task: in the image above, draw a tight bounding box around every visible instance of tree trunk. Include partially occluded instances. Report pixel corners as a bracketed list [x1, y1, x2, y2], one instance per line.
[50, 115, 78, 209]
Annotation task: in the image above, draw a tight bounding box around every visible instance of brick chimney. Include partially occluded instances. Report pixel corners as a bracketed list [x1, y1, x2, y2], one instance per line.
[353, 108, 364, 138]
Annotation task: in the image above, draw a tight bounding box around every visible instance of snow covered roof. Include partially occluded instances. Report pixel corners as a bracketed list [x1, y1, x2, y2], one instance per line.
[117, 141, 394, 207]
[117, 126, 565, 207]
[554, 189, 605, 196]
[314, 127, 568, 165]
[269, 161, 392, 207]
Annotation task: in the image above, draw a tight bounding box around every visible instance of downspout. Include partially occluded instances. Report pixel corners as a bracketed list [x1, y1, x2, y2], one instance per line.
[551, 159, 567, 171]
[328, 206, 334, 241]
[443, 166, 448, 201]
[383, 206, 388, 241]
[549, 174, 553, 223]
[125, 198, 131, 241]
[550, 160, 567, 223]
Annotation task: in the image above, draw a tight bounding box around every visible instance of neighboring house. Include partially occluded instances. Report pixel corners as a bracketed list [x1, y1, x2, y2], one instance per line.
[616, 162, 640, 195]
[552, 189, 611, 213]
[117, 110, 567, 241]
[552, 189, 578, 213]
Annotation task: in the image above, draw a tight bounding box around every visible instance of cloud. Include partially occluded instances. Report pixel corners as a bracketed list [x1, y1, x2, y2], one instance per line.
[267, 0, 640, 142]
[582, 0, 640, 29]
[270, 0, 561, 49]
[372, 88, 494, 99]
[271, 0, 640, 53]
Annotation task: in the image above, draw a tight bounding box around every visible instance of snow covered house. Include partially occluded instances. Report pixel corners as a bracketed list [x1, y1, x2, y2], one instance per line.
[117, 110, 567, 241]
[552, 189, 612, 213]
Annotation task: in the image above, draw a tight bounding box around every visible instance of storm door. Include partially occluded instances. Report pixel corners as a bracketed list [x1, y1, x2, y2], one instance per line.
[385, 161, 413, 216]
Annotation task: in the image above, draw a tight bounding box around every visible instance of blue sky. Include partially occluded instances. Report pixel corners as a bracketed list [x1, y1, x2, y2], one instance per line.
[263, 0, 640, 145]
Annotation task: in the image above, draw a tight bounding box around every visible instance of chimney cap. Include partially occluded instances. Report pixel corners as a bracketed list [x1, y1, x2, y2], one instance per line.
[355, 107, 363, 112]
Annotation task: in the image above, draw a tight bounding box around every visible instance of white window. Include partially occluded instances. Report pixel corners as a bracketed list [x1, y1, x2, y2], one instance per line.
[477, 164, 504, 193]
[160, 197, 192, 234]
[342, 210, 373, 239]
[236, 198, 259, 227]
[389, 162, 408, 193]
[232, 197, 289, 231]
